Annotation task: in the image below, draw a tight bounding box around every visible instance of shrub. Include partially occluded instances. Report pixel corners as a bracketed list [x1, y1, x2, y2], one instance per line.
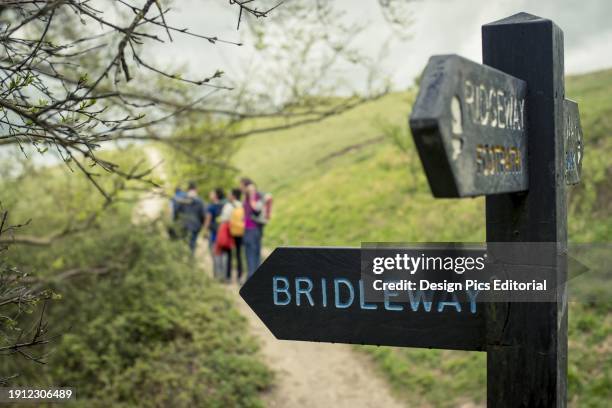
[3, 214, 271, 407]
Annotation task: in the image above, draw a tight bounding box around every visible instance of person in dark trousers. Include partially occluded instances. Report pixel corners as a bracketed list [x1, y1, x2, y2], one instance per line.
[170, 186, 186, 220]
[242, 179, 264, 277]
[168, 186, 187, 239]
[220, 188, 244, 282]
[240, 177, 273, 277]
[174, 182, 206, 254]
[204, 188, 225, 249]
[204, 188, 226, 279]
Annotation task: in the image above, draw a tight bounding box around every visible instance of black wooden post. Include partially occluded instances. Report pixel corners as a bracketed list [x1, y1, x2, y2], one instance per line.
[482, 13, 568, 407]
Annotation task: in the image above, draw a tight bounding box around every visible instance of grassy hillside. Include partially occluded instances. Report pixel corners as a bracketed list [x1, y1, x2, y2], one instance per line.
[234, 69, 612, 407]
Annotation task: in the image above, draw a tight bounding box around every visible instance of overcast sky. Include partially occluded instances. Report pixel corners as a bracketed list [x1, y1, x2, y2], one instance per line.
[153, 0, 612, 91]
[156, 0, 612, 91]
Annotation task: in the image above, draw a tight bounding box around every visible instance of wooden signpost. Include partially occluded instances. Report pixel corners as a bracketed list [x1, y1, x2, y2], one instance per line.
[240, 12, 584, 408]
[482, 13, 575, 407]
[410, 55, 528, 197]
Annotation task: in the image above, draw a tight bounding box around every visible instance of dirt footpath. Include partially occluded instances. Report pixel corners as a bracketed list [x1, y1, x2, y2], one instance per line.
[230, 284, 404, 408]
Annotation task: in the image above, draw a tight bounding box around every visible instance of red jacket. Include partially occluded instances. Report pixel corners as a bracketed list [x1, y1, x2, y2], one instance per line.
[214, 222, 235, 255]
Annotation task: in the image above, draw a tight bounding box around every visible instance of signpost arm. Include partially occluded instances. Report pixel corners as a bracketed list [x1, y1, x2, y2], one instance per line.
[482, 13, 568, 407]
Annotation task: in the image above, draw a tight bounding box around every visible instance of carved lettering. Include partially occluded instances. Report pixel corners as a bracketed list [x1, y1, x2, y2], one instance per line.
[475, 144, 522, 176]
[464, 80, 525, 131]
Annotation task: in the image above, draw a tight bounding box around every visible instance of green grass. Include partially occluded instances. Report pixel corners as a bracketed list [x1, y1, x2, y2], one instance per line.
[233, 69, 612, 407]
[234, 93, 413, 197]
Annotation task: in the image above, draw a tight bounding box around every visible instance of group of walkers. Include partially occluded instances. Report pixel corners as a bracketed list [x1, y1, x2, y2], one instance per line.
[170, 178, 272, 282]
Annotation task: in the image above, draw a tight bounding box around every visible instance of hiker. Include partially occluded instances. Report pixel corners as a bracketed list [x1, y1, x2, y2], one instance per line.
[204, 188, 224, 247]
[241, 178, 273, 277]
[219, 188, 244, 283]
[170, 186, 186, 221]
[204, 188, 227, 279]
[167, 186, 187, 240]
[174, 182, 206, 254]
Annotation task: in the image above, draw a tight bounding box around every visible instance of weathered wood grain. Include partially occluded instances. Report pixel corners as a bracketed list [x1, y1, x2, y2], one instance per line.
[483, 12, 568, 408]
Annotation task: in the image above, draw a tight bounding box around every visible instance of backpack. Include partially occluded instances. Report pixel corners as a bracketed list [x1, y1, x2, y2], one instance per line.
[252, 193, 273, 225]
[176, 196, 205, 232]
[229, 204, 245, 237]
